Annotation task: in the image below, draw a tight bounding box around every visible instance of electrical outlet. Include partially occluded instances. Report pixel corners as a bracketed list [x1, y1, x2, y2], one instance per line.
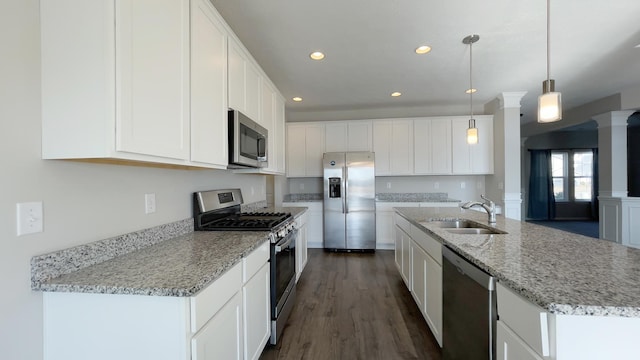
[300, 183, 304, 190]
[17, 202, 43, 236]
[145, 193, 156, 214]
[498, 182, 504, 190]
[386, 182, 391, 189]
[434, 182, 439, 189]
[251, 186, 255, 196]
[461, 181, 466, 189]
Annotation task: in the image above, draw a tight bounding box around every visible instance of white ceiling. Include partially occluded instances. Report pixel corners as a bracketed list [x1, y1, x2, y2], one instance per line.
[211, 0, 640, 125]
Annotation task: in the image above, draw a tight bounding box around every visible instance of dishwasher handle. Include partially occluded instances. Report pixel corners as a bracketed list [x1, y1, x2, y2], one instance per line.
[443, 245, 495, 291]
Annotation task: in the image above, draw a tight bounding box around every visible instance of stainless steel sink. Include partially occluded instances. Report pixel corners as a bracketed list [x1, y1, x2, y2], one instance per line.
[445, 228, 503, 235]
[430, 220, 479, 229]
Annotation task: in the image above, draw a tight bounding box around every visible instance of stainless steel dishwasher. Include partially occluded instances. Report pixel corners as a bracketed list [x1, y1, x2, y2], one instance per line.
[442, 245, 497, 360]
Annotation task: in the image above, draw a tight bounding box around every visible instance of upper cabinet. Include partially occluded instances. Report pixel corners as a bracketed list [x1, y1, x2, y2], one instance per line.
[414, 117, 452, 175]
[41, 0, 287, 170]
[228, 38, 261, 126]
[261, 81, 286, 174]
[190, 0, 228, 168]
[325, 121, 373, 152]
[373, 120, 414, 176]
[286, 123, 325, 177]
[451, 115, 494, 174]
[41, 0, 191, 165]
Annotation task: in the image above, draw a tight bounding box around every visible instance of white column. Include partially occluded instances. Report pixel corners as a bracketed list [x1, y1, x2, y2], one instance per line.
[497, 92, 527, 220]
[594, 110, 635, 244]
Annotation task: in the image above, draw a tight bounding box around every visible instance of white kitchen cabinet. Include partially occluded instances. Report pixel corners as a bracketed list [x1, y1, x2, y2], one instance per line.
[41, 0, 191, 166]
[190, 0, 228, 168]
[43, 243, 271, 360]
[193, 291, 243, 360]
[376, 202, 419, 250]
[286, 123, 325, 177]
[394, 213, 412, 288]
[497, 321, 544, 360]
[274, 96, 287, 174]
[373, 120, 413, 175]
[262, 81, 276, 172]
[451, 115, 494, 174]
[414, 117, 452, 174]
[324, 121, 373, 152]
[243, 262, 270, 360]
[283, 202, 323, 249]
[228, 37, 261, 125]
[294, 210, 309, 281]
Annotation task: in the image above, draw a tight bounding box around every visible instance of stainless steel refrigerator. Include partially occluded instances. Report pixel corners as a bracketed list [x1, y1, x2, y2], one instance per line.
[323, 152, 376, 251]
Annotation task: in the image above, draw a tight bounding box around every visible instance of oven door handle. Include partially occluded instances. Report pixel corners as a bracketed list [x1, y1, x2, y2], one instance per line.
[274, 230, 296, 253]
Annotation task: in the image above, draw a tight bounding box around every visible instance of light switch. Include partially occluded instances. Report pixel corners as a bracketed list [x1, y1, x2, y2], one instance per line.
[17, 202, 43, 236]
[145, 193, 156, 214]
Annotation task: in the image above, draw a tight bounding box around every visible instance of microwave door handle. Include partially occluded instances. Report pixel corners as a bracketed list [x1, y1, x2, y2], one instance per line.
[257, 137, 267, 162]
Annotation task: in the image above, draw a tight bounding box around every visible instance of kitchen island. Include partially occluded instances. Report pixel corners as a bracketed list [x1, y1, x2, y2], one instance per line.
[395, 206, 640, 359]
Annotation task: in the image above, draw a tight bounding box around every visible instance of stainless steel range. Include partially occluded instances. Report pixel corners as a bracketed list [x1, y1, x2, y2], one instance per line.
[193, 189, 297, 345]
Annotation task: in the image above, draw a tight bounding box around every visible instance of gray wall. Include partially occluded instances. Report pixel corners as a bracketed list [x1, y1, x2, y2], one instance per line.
[1, 2, 267, 358]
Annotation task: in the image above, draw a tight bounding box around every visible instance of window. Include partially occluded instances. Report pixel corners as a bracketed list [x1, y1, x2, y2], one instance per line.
[551, 151, 568, 201]
[551, 150, 593, 202]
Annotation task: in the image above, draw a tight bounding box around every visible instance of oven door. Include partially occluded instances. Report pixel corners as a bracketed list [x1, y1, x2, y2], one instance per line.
[271, 228, 297, 318]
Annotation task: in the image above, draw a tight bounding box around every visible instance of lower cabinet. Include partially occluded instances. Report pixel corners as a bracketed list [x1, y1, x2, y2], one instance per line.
[394, 212, 443, 347]
[496, 320, 544, 360]
[283, 202, 323, 248]
[43, 242, 270, 360]
[295, 210, 309, 281]
[193, 291, 243, 360]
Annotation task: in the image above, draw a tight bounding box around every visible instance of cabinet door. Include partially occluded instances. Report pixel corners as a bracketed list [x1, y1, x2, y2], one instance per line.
[375, 210, 394, 249]
[305, 124, 325, 177]
[116, 0, 190, 160]
[374, 120, 413, 175]
[325, 122, 348, 152]
[228, 39, 245, 113]
[395, 226, 412, 289]
[243, 263, 270, 360]
[286, 124, 307, 177]
[348, 121, 373, 152]
[425, 253, 443, 346]
[394, 225, 403, 273]
[190, 0, 227, 167]
[245, 61, 262, 124]
[274, 96, 286, 174]
[411, 242, 427, 312]
[373, 121, 392, 175]
[192, 292, 242, 360]
[452, 116, 494, 174]
[262, 81, 276, 172]
[296, 223, 309, 280]
[496, 321, 544, 360]
[431, 118, 452, 174]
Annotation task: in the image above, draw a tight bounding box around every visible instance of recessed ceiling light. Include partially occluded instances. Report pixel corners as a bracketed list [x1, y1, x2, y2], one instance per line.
[415, 45, 432, 54]
[465, 88, 477, 94]
[292, 97, 303, 102]
[391, 92, 402, 97]
[309, 51, 325, 60]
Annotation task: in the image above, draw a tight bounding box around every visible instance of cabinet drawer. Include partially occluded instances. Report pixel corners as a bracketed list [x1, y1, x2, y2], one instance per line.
[394, 213, 411, 234]
[497, 283, 550, 357]
[243, 241, 269, 283]
[410, 224, 442, 265]
[497, 321, 544, 360]
[191, 262, 242, 333]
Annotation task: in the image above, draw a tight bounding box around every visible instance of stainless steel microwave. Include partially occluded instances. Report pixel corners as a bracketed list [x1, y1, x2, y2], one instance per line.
[228, 109, 268, 168]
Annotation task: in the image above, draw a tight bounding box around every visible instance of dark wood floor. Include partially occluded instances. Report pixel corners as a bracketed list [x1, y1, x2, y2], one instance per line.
[260, 249, 442, 360]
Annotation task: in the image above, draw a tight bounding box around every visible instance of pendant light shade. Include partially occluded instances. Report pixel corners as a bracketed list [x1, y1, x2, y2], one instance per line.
[463, 35, 479, 145]
[466, 119, 478, 144]
[538, 0, 562, 123]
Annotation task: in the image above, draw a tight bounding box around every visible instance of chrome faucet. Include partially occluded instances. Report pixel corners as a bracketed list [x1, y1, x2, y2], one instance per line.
[461, 195, 496, 224]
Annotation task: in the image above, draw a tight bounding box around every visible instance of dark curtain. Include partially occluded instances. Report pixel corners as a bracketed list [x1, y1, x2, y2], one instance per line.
[528, 150, 556, 220]
[591, 148, 599, 219]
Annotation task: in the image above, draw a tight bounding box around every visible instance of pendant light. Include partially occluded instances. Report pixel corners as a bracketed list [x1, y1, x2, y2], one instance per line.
[463, 34, 479, 145]
[538, 0, 562, 123]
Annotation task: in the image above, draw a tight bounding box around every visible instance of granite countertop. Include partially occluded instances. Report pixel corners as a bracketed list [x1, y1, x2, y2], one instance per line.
[32, 207, 307, 297]
[395, 207, 640, 317]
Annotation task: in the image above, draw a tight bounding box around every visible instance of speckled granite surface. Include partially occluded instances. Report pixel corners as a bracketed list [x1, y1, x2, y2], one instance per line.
[395, 207, 640, 317]
[283, 192, 460, 203]
[31, 207, 307, 297]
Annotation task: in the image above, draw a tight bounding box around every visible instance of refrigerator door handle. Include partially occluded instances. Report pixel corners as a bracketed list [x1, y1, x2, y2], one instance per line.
[344, 166, 349, 213]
